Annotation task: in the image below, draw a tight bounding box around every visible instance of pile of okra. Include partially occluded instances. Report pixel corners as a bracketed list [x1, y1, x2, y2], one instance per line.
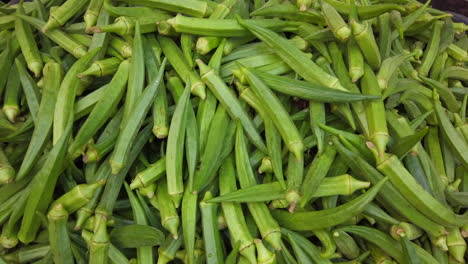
[0, 0, 468, 263]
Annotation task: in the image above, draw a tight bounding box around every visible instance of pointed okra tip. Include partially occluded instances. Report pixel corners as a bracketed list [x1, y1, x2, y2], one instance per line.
[195, 59, 211, 76]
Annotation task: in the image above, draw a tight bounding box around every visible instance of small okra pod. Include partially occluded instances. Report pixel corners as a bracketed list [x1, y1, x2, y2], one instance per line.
[47, 204, 73, 264]
[347, 39, 364, 82]
[350, 19, 381, 70]
[3, 64, 21, 123]
[321, 0, 351, 42]
[412, 41, 425, 61]
[419, 21, 443, 77]
[15, 1, 43, 77]
[78, 57, 122, 78]
[240, 65, 303, 160]
[51, 180, 105, 214]
[0, 147, 14, 184]
[43, 0, 90, 31]
[159, 36, 206, 99]
[109, 58, 167, 174]
[378, 13, 391, 60]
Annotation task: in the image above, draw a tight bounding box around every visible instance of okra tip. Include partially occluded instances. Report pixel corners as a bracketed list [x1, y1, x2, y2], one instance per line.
[0, 234, 18, 249]
[0, 166, 15, 184]
[42, 17, 59, 33]
[153, 126, 169, 139]
[3, 107, 19, 124]
[195, 59, 211, 76]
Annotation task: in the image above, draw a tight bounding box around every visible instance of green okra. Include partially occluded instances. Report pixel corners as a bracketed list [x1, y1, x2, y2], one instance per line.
[167, 15, 300, 37]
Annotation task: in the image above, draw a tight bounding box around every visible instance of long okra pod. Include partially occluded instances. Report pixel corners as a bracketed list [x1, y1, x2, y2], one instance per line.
[15, 1, 43, 77]
[69, 60, 129, 159]
[16, 61, 62, 181]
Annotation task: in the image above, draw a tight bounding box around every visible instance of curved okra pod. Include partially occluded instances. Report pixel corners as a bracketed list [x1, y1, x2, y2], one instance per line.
[16, 61, 62, 181]
[18, 121, 72, 244]
[272, 178, 387, 231]
[240, 65, 303, 160]
[69, 60, 129, 159]
[47, 204, 73, 264]
[433, 93, 468, 169]
[15, 1, 43, 77]
[53, 48, 100, 144]
[42, 0, 89, 31]
[219, 156, 257, 263]
[237, 17, 345, 91]
[419, 21, 443, 77]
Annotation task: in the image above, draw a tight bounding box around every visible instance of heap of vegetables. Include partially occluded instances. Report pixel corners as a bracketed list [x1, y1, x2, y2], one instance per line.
[0, 0, 467, 263]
